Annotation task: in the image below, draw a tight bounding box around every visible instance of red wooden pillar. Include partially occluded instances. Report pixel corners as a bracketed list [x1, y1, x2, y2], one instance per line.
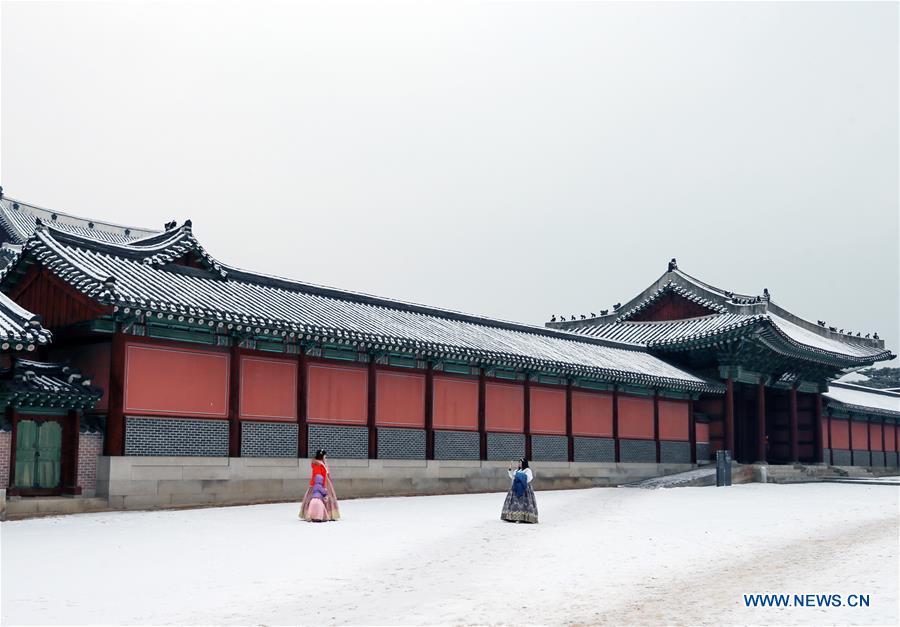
[424, 363, 434, 460]
[612, 386, 620, 463]
[813, 392, 823, 464]
[756, 380, 767, 462]
[61, 409, 82, 495]
[789, 386, 799, 462]
[826, 408, 832, 458]
[105, 332, 126, 456]
[228, 346, 241, 457]
[724, 376, 735, 454]
[653, 391, 661, 463]
[523, 377, 532, 461]
[882, 416, 887, 457]
[565, 381, 574, 462]
[848, 412, 854, 458]
[367, 360, 378, 459]
[478, 370, 487, 460]
[867, 417, 872, 455]
[688, 398, 697, 464]
[297, 352, 308, 458]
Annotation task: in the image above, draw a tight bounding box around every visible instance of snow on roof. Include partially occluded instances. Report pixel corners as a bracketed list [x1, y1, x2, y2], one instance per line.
[0, 291, 51, 351]
[824, 382, 900, 418]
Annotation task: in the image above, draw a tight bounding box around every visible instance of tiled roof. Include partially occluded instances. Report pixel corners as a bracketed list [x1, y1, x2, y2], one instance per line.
[823, 382, 900, 418]
[0, 223, 723, 393]
[0, 196, 160, 245]
[550, 268, 893, 367]
[0, 358, 102, 410]
[0, 291, 52, 352]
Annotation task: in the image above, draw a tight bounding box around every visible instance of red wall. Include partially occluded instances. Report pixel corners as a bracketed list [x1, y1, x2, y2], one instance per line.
[51, 342, 111, 412]
[885, 424, 897, 452]
[432, 376, 479, 431]
[870, 422, 883, 451]
[485, 382, 524, 433]
[851, 421, 868, 450]
[830, 418, 850, 449]
[240, 356, 297, 422]
[307, 363, 368, 425]
[376, 370, 425, 428]
[658, 399, 689, 441]
[529, 386, 566, 435]
[695, 422, 710, 444]
[617, 395, 654, 439]
[571, 391, 613, 437]
[124, 343, 229, 418]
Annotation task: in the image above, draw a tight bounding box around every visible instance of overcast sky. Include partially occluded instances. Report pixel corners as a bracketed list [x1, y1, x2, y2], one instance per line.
[1, 1, 897, 365]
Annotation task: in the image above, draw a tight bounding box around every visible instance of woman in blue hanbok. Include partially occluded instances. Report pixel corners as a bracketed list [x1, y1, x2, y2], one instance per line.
[501, 458, 538, 523]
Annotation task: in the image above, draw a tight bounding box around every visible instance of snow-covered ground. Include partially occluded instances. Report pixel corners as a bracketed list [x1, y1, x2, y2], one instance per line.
[2, 483, 897, 626]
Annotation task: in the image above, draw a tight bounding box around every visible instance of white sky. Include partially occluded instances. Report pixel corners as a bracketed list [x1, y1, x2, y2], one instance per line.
[1, 1, 897, 364]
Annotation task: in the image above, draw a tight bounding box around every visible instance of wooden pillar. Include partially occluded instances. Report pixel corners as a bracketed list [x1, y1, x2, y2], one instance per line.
[881, 416, 887, 459]
[653, 391, 660, 463]
[688, 398, 696, 464]
[523, 378, 532, 461]
[228, 346, 241, 457]
[424, 363, 434, 460]
[367, 360, 378, 459]
[789, 386, 799, 462]
[826, 408, 832, 455]
[565, 380, 574, 462]
[756, 380, 767, 463]
[867, 417, 872, 454]
[848, 412, 854, 457]
[813, 392, 824, 464]
[105, 332, 126, 456]
[724, 376, 735, 454]
[61, 409, 82, 495]
[612, 386, 620, 463]
[297, 352, 308, 458]
[478, 370, 487, 460]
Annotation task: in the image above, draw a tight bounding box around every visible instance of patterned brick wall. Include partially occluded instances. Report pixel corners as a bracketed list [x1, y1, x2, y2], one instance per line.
[822, 448, 831, 465]
[831, 449, 852, 466]
[696, 443, 711, 464]
[76, 432, 103, 493]
[377, 427, 426, 460]
[124, 417, 229, 456]
[0, 430, 10, 489]
[241, 422, 298, 458]
[660, 441, 690, 463]
[870, 451, 885, 467]
[434, 430, 480, 460]
[888, 452, 899, 467]
[573, 437, 614, 462]
[487, 432, 525, 461]
[619, 439, 656, 463]
[851, 450, 871, 466]
[531, 434, 568, 461]
[307, 424, 368, 459]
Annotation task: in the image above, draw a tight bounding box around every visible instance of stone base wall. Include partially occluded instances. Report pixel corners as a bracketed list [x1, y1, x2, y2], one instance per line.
[76, 432, 104, 496]
[95, 456, 695, 510]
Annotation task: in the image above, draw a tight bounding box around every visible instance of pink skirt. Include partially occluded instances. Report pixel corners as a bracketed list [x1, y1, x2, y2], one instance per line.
[307, 497, 328, 522]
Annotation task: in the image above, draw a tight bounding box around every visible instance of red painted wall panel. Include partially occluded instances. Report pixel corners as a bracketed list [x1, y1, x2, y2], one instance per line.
[885, 424, 897, 452]
[376, 371, 425, 428]
[432, 376, 478, 431]
[869, 422, 883, 451]
[830, 419, 850, 449]
[695, 422, 710, 444]
[851, 422, 868, 450]
[124, 344, 229, 418]
[307, 363, 368, 425]
[529, 386, 566, 435]
[51, 342, 111, 412]
[658, 399, 689, 441]
[571, 391, 613, 437]
[240, 356, 297, 422]
[485, 382, 524, 433]
[617, 395, 654, 439]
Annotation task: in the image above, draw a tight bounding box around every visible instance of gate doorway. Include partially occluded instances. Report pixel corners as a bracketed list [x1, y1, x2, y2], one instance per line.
[8, 413, 80, 496]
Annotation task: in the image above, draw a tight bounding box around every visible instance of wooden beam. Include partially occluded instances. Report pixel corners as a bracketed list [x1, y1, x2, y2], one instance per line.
[424, 363, 434, 460]
[756, 381, 767, 463]
[367, 360, 377, 459]
[565, 380, 574, 462]
[228, 347, 241, 457]
[478, 370, 486, 461]
[813, 392, 823, 464]
[789, 385, 799, 462]
[524, 377, 532, 461]
[105, 332, 126, 456]
[724, 376, 735, 454]
[297, 352, 308, 458]
[688, 397, 696, 464]
[612, 386, 620, 463]
[653, 391, 660, 463]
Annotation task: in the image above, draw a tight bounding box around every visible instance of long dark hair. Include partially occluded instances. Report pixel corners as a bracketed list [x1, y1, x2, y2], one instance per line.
[315, 449, 327, 461]
[519, 458, 529, 470]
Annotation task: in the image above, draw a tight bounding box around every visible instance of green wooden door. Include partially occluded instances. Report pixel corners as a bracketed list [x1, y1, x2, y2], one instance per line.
[14, 420, 62, 489]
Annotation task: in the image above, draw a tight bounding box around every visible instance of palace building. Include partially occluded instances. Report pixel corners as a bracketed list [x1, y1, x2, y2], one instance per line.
[0, 192, 896, 507]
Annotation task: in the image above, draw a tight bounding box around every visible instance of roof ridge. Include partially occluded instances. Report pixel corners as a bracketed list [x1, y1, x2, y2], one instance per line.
[1, 195, 160, 238]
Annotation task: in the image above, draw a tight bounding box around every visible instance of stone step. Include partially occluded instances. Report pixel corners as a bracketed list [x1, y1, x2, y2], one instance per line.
[5, 496, 110, 519]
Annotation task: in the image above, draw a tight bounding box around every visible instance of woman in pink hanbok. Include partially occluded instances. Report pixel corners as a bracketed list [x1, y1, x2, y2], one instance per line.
[299, 449, 341, 522]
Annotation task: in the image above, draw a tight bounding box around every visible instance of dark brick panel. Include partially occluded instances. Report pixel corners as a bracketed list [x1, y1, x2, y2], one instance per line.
[620, 439, 656, 463]
[377, 428, 426, 460]
[851, 450, 871, 466]
[487, 432, 525, 461]
[870, 451, 885, 467]
[696, 443, 711, 464]
[241, 422, 298, 458]
[573, 437, 615, 462]
[888, 452, 899, 467]
[307, 424, 368, 459]
[660, 440, 690, 463]
[822, 448, 831, 465]
[531, 435, 568, 461]
[124, 416, 229, 457]
[434, 430, 480, 460]
[831, 449, 852, 466]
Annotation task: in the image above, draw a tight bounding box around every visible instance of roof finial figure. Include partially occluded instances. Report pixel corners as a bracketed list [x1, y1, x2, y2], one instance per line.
[590, 312, 596, 317]
[164, 220, 177, 231]
[763, 288, 770, 300]
[600, 309, 608, 315]
[668, 258, 678, 272]
[570, 315, 576, 321]
[874, 332, 879, 340]
[550, 315, 556, 322]
[613, 302, 621, 310]
[817, 320, 825, 327]
[580, 314, 586, 320]
[865, 333, 871, 338]
[0, 186, 4, 198]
